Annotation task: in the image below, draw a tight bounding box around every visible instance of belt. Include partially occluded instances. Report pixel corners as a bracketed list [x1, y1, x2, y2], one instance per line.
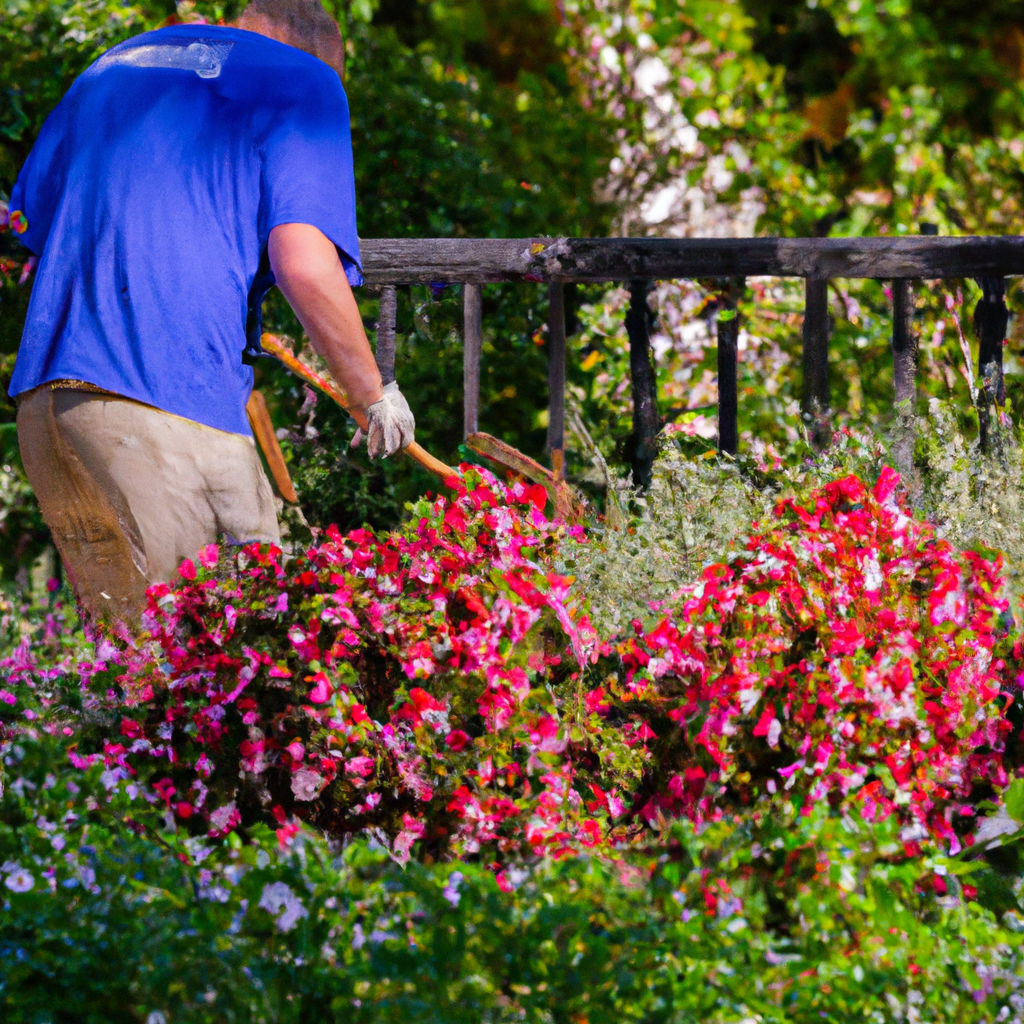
[48, 379, 118, 395]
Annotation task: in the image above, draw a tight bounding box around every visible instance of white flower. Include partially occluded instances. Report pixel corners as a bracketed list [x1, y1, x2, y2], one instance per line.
[258, 881, 308, 932]
[208, 801, 238, 833]
[862, 556, 884, 592]
[5, 868, 35, 893]
[506, 865, 530, 889]
[290, 769, 324, 802]
[421, 708, 450, 736]
[975, 808, 1022, 848]
[738, 688, 762, 714]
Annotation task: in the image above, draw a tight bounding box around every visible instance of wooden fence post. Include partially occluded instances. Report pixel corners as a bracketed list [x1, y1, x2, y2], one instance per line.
[801, 276, 831, 449]
[716, 277, 744, 456]
[626, 279, 659, 490]
[547, 281, 567, 478]
[463, 283, 482, 438]
[974, 277, 1009, 451]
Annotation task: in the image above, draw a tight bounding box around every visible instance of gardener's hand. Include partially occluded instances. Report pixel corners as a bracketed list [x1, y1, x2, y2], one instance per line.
[351, 382, 415, 459]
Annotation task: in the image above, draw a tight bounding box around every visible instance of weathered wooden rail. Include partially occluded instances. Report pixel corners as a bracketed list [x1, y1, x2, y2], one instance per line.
[360, 236, 1022, 483]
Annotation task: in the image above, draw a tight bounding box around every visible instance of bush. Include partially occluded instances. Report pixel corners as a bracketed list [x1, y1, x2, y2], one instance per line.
[618, 466, 1014, 851]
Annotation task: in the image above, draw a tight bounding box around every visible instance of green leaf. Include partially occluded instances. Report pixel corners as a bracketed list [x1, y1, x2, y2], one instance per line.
[1006, 778, 1024, 824]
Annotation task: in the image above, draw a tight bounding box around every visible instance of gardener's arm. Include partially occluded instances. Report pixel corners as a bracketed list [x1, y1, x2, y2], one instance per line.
[269, 223, 414, 456]
[269, 223, 382, 422]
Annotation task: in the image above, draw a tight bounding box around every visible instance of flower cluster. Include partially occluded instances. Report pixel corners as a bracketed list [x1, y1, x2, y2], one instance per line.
[617, 468, 1013, 851]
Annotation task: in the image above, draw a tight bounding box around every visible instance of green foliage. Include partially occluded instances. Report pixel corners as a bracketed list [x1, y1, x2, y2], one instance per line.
[3, 706, 1023, 1022]
[746, 0, 1024, 235]
[563, 444, 772, 635]
[345, 10, 616, 239]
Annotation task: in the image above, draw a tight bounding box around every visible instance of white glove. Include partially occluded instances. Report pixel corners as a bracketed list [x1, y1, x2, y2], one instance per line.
[351, 382, 415, 459]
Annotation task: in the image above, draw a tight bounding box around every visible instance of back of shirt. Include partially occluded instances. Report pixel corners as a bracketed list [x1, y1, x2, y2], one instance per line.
[8, 24, 361, 436]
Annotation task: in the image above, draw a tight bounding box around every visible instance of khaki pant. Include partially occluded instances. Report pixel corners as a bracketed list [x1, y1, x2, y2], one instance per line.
[17, 387, 280, 622]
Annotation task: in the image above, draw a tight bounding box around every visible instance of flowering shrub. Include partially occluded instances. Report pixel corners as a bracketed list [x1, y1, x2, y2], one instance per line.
[3, 463, 1001, 870]
[2, 464, 1020, 869]
[75, 468, 646, 865]
[619, 468, 1014, 850]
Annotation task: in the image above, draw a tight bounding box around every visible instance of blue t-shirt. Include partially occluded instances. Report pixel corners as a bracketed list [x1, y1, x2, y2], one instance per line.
[8, 24, 362, 435]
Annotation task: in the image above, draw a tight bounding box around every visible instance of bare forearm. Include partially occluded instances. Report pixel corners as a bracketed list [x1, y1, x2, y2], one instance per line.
[268, 223, 383, 421]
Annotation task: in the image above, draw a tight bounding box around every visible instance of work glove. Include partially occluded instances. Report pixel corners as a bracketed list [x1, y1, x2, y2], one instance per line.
[351, 382, 415, 459]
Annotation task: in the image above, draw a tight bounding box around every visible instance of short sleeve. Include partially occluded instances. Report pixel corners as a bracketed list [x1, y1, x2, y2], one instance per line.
[259, 69, 362, 286]
[8, 99, 71, 256]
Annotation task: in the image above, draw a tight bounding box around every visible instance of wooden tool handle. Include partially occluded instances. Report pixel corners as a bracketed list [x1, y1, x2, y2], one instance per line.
[404, 441, 457, 480]
[260, 333, 458, 482]
[246, 389, 299, 503]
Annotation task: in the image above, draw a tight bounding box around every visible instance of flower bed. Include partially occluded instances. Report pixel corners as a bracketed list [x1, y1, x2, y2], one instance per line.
[3, 465, 1018, 867]
[3, 464, 1024, 1021]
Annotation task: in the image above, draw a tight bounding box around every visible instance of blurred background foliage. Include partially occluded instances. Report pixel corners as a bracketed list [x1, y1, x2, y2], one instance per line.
[3, 0, 1024, 582]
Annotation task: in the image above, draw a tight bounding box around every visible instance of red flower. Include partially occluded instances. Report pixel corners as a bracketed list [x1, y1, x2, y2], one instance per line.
[446, 730, 470, 752]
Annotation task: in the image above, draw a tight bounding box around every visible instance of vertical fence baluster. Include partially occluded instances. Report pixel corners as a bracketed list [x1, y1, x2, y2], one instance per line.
[716, 277, 744, 456]
[626, 278, 659, 490]
[891, 279, 916, 405]
[547, 281, 567, 478]
[463, 283, 482, 438]
[801, 276, 831, 449]
[376, 285, 398, 383]
[974, 277, 1009, 451]
[891, 278, 916, 476]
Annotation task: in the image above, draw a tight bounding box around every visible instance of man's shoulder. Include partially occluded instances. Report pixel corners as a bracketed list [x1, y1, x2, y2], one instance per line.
[90, 24, 340, 92]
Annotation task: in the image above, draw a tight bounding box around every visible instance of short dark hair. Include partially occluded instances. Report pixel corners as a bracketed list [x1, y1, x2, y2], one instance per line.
[238, 0, 344, 77]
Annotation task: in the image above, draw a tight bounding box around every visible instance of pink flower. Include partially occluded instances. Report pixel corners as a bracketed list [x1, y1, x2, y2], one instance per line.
[308, 674, 332, 703]
[391, 813, 425, 865]
[291, 768, 324, 801]
[208, 801, 240, 836]
[345, 756, 375, 777]
[198, 544, 220, 568]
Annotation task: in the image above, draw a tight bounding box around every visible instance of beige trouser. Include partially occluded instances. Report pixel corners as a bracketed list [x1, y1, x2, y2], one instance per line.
[17, 387, 280, 622]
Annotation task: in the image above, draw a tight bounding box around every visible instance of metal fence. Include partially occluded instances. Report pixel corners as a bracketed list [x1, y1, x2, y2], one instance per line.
[360, 236, 1023, 483]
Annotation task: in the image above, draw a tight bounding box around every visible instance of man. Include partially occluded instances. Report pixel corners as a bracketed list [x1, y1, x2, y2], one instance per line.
[6, 0, 414, 621]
